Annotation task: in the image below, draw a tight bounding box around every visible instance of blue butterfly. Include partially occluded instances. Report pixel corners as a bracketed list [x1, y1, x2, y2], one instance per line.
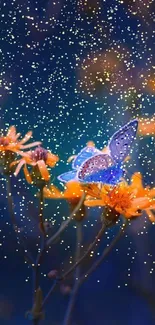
[58, 119, 138, 185]
[57, 146, 101, 182]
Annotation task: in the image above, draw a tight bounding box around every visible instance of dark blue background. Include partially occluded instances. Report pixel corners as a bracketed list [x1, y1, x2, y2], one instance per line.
[0, 0, 155, 324]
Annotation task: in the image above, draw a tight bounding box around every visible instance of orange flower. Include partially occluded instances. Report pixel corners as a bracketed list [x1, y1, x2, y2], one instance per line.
[0, 126, 41, 174]
[43, 181, 98, 221]
[0, 125, 41, 153]
[138, 116, 155, 136]
[43, 181, 100, 201]
[11, 146, 59, 183]
[43, 181, 84, 201]
[85, 173, 155, 222]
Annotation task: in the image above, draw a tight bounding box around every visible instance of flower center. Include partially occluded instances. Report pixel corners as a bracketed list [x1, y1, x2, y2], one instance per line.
[31, 147, 48, 162]
[108, 186, 132, 211]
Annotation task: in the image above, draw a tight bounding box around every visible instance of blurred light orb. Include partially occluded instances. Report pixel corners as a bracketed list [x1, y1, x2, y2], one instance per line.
[138, 116, 155, 136]
[77, 48, 132, 97]
[77, 0, 101, 16]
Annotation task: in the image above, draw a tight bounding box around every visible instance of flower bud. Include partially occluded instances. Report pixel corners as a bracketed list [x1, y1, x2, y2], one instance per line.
[48, 270, 58, 279]
[101, 206, 120, 227]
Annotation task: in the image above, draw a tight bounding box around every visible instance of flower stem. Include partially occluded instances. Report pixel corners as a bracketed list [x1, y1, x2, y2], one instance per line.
[59, 222, 107, 282]
[42, 280, 57, 308]
[5, 175, 18, 230]
[46, 193, 86, 248]
[62, 223, 82, 325]
[34, 187, 46, 297]
[42, 194, 86, 308]
[5, 174, 34, 266]
[79, 219, 128, 286]
[38, 187, 46, 236]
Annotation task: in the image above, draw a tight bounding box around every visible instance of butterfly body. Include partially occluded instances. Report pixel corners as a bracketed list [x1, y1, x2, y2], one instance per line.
[58, 119, 138, 185]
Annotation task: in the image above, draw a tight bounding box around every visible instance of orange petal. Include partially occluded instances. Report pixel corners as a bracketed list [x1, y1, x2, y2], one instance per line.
[146, 209, 155, 223]
[46, 152, 59, 167]
[149, 188, 155, 197]
[124, 155, 131, 162]
[20, 141, 41, 149]
[43, 185, 64, 199]
[86, 141, 95, 147]
[17, 151, 31, 158]
[67, 155, 76, 163]
[84, 199, 105, 207]
[123, 210, 142, 218]
[132, 197, 155, 210]
[7, 144, 20, 152]
[147, 204, 155, 210]
[23, 164, 33, 184]
[130, 172, 143, 190]
[37, 160, 50, 181]
[14, 159, 26, 176]
[102, 146, 110, 154]
[7, 126, 16, 138]
[64, 181, 84, 199]
[14, 132, 21, 141]
[10, 159, 20, 167]
[19, 131, 32, 144]
[85, 184, 102, 198]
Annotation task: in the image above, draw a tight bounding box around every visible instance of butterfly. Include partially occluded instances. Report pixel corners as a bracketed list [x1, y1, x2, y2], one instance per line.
[58, 119, 138, 185]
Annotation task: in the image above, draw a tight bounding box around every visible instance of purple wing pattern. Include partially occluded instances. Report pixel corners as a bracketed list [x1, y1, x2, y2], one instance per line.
[72, 146, 101, 170]
[77, 154, 113, 181]
[109, 119, 138, 164]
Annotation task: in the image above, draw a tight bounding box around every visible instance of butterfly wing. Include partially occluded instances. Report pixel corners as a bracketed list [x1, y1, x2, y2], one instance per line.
[57, 170, 77, 183]
[72, 146, 101, 170]
[77, 154, 114, 181]
[81, 163, 124, 184]
[108, 119, 138, 163]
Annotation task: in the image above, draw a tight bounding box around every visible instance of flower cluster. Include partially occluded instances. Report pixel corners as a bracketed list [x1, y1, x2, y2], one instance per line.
[85, 172, 155, 222]
[0, 125, 59, 184]
[2, 125, 155, 223]
[2, 124, 155, 325]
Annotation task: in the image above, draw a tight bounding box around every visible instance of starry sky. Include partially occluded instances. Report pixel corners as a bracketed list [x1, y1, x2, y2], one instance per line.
[0, 0, 155, 324]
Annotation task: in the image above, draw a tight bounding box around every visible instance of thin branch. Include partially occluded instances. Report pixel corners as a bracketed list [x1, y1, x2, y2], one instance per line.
[62, 223, 82, 325]
[59, 222, 107, 282]
[38, 187, 46, 237]
[42, 194, 86, 308]
[46, 193, 86, 248]
[42, 215, 106, 307]
[79, 219, 128, 286]
[33, 187, 46, 296]
[35, 187, 46, 268]
[5, 175, 34, 266]
[42, 280, 57, 308]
